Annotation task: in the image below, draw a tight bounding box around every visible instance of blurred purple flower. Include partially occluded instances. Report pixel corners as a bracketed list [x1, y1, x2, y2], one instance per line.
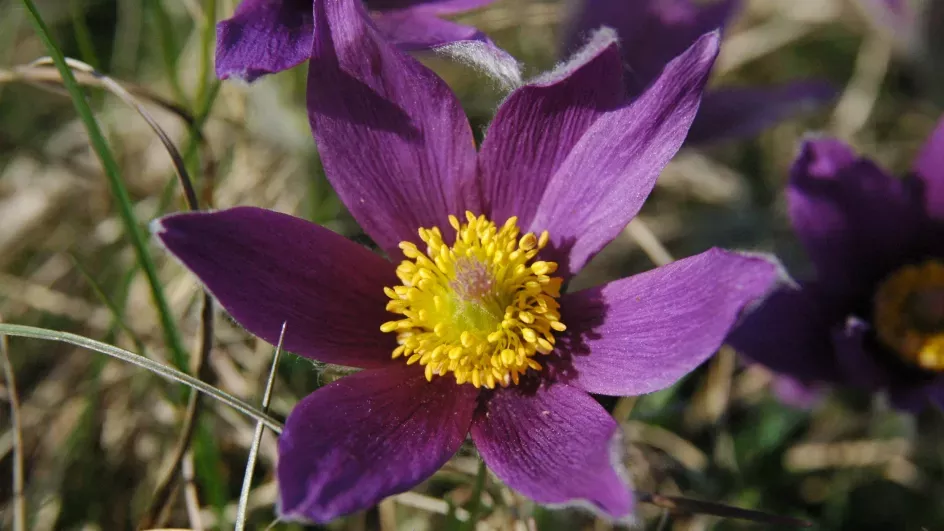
[729, 119, 944, 411]
[562, 0, 836, 144]
[860, 0, 915, 42]
[157, 0, 777, 523]
[769, 374, 825, 409]
[216, 0, 498, 81]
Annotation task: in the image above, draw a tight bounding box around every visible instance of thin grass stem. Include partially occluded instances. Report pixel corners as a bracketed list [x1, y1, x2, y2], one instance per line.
[235, 323, 287, 531]
[0, 324, 283, 432]
[637, 492, 812, 527]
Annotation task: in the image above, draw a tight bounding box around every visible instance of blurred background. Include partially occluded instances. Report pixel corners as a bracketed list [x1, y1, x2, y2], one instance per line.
[1, 0, 944, 529]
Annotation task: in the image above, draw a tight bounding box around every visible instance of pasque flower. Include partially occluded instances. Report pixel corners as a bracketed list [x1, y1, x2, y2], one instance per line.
[729, 120, 944, 411]
[563, 0, 835, 144]
[157, 0, 776, 522]
[216, 0, 498, 81]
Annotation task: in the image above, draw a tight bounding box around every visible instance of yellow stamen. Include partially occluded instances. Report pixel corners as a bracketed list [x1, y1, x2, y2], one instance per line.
[380, 212, 567, 388]
[873, 260, 944, 371]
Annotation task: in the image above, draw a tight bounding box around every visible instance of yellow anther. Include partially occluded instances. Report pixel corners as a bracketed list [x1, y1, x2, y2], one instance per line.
[521, 328, 538, 343]
[531, 261, 556, 275]
[381, 212, 566, 388]
[520, 233, 537, 251]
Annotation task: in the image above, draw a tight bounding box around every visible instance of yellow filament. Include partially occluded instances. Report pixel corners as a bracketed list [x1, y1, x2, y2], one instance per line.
[873, 260, 944, 371]
[380, 212, 566, 388]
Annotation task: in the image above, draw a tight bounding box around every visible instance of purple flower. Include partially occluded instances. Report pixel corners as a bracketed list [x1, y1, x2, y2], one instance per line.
[216, 0, 498, 81]
[562, 0, 836, 144]
[156, 0, 777, 522]
[861, 0, 915, 42]
[729, 120, 944, 411]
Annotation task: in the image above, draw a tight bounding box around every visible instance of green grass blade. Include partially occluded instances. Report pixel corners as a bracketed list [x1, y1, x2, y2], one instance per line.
[145, 0, 189, 106]
[194, 0, 217, 117]
[68, 0, 100, 70]
[194, 418, 228, 522]
[20, 0, 189, 372]
[0, 323, 283, 433]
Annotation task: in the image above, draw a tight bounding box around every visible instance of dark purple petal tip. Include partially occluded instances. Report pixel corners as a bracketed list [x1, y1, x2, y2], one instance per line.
[153, 207, 398, 369]
[215, 0, 315, 81]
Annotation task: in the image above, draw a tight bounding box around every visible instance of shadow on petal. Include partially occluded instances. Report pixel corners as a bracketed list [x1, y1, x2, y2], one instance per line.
[308, 53, 421, 140]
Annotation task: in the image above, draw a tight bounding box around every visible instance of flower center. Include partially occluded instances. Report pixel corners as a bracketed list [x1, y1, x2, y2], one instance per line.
[380, 212, 567, 388]
[873, 260, 944, 372]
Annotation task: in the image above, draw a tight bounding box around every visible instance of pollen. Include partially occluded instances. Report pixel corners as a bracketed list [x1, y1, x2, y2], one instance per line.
[380, 211, 566, 389]
[873, 260, 944, 372]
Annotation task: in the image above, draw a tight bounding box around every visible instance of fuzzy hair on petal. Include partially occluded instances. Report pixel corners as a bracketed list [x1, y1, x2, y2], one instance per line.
[433, 41, 523, 91]
[531, 27, 620, 87]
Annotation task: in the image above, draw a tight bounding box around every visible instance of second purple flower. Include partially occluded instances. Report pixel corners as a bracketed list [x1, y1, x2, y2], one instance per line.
[730, 120, 944, 411]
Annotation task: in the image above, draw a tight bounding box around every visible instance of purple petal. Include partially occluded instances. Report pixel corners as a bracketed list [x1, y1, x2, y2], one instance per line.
[878, 0, 908, 15]
[860, 0, 916, 46]
[832, 317, 889, 390]
[788, 138, 923, 297]
[727, 283, 842, 384]
[528, 32, 719, 278]
[278, 365, 477, 522]
[470, 384, 632, 517]
[770, 376, 825, 409]
[307, 0, 478, 259]
[368, 0, 495, 14]
[830, 318, 923, 410]
[926, 381, 944, 410]
[154, 207, 398, 369]
[478, 30, 625, 230]
[369, 0, 498, 50]
[216, 0, 314, 81]
[563, 0, 738, 93]
[912, 117, 944, 220]
[560, 248, 776, 396]
[372, 9, 485, 50]
[686, 81, 837, 145]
